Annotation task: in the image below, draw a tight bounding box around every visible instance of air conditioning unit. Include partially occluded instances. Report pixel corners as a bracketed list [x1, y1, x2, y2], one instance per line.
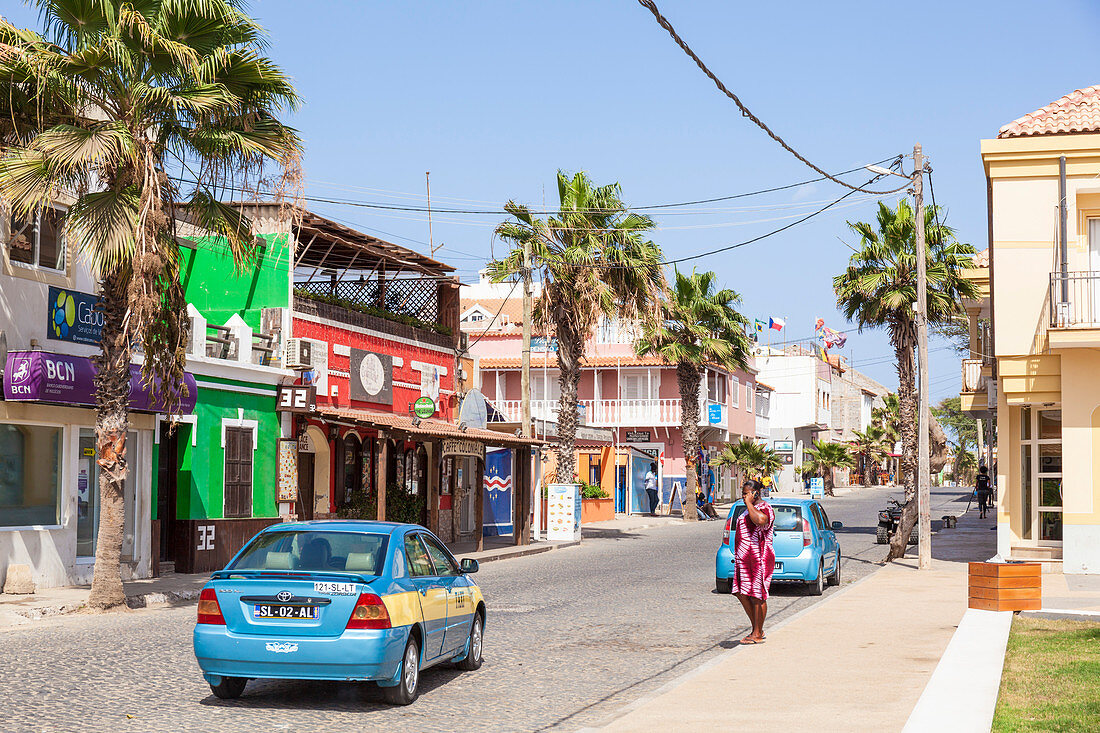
[285, 338, 313, 369]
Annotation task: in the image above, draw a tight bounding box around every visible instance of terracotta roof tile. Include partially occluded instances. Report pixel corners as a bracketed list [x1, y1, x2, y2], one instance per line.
[971, 248, 990, 268]
[460, 298, 526, 326]
[479, 354, 672, 369]
[998, 85, 1100, 138]
[316, 407, 543, 446]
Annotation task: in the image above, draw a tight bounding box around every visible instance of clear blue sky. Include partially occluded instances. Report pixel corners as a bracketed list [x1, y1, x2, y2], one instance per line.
[9, 0, 1100, 398]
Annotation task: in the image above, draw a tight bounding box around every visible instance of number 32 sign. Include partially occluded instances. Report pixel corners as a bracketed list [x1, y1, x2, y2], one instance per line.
[277, 385, 316, 413]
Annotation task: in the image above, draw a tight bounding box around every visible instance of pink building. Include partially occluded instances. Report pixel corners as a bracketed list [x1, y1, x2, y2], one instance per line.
[461, 277, 757, 511]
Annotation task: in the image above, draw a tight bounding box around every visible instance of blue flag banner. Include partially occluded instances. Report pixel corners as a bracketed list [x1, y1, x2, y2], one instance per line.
[483, 447, 514, 536]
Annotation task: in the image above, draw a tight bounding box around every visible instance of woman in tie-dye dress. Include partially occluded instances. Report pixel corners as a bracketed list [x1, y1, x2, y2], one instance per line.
[733, 480, 775, 644]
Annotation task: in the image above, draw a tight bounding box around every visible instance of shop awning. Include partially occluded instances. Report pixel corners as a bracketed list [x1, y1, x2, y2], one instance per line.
[315, 407, 544, 447]
[3, 351, 197, 413]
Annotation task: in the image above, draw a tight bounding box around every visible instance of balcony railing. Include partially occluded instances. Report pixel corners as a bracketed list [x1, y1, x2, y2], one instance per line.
[1050, 271, 1100, 328]
[961, 358, 985, 392]
[296, 276, 439, 325]
[493, 398, 684, 427]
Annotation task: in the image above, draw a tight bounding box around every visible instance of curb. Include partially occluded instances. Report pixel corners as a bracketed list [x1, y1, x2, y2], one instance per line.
[459, 539, 581, 564]
[125, 588, 203, 609]
[577, 562, 883, 732]
[1021, 608, 1100, 622]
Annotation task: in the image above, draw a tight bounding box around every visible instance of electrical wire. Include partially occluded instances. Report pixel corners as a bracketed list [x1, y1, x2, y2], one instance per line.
[635, 0, 910, 196]
[463, 278, 522, 352]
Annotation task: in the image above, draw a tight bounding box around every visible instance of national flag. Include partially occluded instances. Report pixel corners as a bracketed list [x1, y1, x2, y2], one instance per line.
[769, 317, 785, 332]
[755, 319, 766, 333]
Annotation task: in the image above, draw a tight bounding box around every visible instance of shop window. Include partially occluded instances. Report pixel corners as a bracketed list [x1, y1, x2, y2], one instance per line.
[1019, 407, 1061, 543]
[0, 423, 61, 527]
[8, 207, 66, 272]
[224, 427, 254, 518]
[588, 459, 601, 487]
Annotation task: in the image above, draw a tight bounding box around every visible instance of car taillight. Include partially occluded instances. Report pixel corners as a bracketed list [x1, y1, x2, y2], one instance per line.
[722, 516, 733, 545]
[802, 517, 813, 547]
[197, 588, 225, 625]
[346, 593, 391, 630]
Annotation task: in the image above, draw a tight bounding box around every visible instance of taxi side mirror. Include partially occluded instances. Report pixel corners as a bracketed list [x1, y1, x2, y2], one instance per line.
[460, 558, 479, 574]
[832, 521, 844, 530]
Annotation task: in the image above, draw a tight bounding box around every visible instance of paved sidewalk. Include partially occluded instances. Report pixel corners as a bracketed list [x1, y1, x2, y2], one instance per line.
[590, 506, 996, 733]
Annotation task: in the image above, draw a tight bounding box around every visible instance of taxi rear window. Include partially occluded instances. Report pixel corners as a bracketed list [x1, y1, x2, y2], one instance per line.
[229, 530, 389, 575]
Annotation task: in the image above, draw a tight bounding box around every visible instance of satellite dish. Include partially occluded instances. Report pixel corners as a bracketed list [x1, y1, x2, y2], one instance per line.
[458, 389, 488, 430]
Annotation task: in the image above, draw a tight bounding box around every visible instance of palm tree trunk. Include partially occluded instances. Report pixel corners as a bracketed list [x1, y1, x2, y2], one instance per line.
[677, 362, 701, 522]
[888, 325, 918, 561]
[554, 321, 583, 483]
[88, 272, 131, 609]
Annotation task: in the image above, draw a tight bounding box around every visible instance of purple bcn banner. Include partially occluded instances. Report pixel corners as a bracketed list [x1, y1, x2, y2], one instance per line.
[4, 350, 197, 413]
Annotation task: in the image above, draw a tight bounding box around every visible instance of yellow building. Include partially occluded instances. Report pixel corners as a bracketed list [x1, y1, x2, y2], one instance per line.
[965, 85, 1100, 573]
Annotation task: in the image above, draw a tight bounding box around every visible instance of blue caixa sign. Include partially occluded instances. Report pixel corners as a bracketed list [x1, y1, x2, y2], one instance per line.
[47, 286, 103, 346]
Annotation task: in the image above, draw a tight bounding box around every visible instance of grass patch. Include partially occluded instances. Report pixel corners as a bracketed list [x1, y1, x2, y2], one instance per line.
[992, 617, 1100, 732]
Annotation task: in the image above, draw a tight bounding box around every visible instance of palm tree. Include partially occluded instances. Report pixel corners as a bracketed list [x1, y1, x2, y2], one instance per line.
[0, 0, 301, 608]
[712, 437, 781, 487]
[489, 171, 663, 481]
[800, 441, 855, 497]
[834, 200, 977, 558]
[851, 425, 888, 486]
[635, 270, 752, 520]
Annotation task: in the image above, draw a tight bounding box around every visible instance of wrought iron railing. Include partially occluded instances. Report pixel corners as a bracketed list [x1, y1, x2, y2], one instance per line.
[1049, 271, 1100, 328]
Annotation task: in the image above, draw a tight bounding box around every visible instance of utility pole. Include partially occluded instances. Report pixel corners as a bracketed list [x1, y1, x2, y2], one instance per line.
[426, 171, 438, 257]
[913, 143, 932, 570]
[520, 237, 534, 544]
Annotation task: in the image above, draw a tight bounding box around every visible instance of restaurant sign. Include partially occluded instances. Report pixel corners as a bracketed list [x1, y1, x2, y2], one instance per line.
[625, 430, 651, 443]
[441, 438, 485, 460]
[3, 351, 197, 413]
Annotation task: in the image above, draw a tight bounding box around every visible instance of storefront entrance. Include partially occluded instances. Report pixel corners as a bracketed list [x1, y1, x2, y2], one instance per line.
[1020, 406, 1063, 545]
[78, 428, 138, 561]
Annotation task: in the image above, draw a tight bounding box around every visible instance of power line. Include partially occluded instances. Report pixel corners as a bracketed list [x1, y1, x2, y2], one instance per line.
[635, 0, 910, 196]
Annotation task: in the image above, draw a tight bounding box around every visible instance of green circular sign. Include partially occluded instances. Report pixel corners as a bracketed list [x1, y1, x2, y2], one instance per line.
[413, 396, 436, 419]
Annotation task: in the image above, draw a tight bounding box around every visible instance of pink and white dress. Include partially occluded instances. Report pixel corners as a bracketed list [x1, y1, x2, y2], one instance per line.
[733, 501, 776, 600]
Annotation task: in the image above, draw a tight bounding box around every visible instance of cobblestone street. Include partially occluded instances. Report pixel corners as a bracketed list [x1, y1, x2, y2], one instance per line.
[2, 486, 970, 733]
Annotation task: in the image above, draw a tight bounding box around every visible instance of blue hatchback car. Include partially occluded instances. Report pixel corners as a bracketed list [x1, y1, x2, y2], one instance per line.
[193, 520, 485, 706]
[715, 497, 842, 596]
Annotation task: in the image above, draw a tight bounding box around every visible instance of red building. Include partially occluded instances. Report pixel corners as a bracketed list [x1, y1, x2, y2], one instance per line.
[265, 207, 537, 548]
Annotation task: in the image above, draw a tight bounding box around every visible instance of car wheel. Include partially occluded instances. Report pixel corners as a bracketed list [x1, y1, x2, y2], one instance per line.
[383, 636, 420, 706]
[827, 556, 841, 587]
[456, 613, 484, 671]
[715, 577, 732, 594]
[876, 525, 889, 544]
[209, 676, 247, 700]
[807, 562, 824, 596]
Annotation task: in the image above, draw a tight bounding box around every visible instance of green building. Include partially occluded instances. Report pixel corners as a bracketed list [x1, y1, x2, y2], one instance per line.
[152, 224, 293, 575]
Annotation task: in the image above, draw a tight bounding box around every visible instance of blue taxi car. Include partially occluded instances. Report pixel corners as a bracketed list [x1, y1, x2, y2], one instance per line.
[193, 521, 485, 705]
[715, 497, 842, 596]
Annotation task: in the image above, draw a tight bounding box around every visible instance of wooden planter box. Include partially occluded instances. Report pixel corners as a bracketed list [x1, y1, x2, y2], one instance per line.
[968, 562, 1042, 612]
[581, 497, 614, 524]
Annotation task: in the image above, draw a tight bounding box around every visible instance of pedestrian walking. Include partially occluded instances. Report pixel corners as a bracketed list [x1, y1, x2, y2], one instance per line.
[975, 466, 993, 519]
[645, 462, 659, 515]
[733, 480, 775, 645]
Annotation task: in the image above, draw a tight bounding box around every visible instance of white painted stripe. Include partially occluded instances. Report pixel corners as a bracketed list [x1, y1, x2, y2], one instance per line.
[294, 311, 454, 356]
[194, 379, 277, 397]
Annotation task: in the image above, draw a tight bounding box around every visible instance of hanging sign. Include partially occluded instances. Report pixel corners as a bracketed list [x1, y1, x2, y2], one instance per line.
[708, 403, 723, 424]
[297, 431, 313, 453]
[277, 385, 316, 413]
[441, 438, 485, 459]
[413, 396, 436, 418]
[47, 286, 103, 346]
[625, 430, 651, 443]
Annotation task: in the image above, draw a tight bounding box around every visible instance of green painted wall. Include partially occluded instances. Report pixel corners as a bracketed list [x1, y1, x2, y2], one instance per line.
[152, 381, 280, 520]
[180, 232, 289, 332]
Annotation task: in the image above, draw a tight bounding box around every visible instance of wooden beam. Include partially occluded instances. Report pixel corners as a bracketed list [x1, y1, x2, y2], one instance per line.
[376, 433, 388, 521]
